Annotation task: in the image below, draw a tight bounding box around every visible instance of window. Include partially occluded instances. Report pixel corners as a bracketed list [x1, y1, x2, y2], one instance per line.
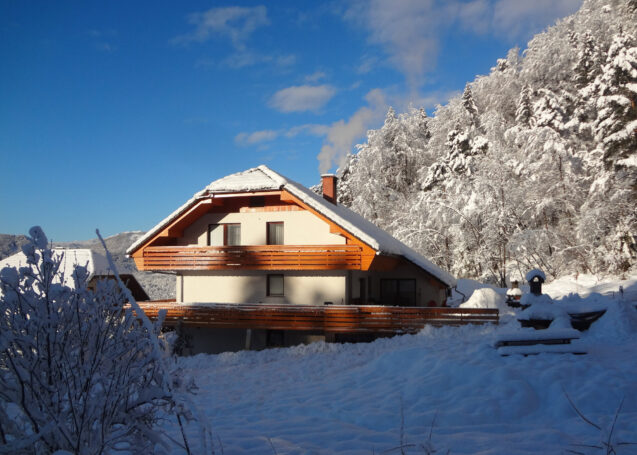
[267, 274, 284, 296]
[208, 223, 241, 246]
[267, 222, 284, 245]
[380, 279, 416, 306]
[226, 224, 241, 246]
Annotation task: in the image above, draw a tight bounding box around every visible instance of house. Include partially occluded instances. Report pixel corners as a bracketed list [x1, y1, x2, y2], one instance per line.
[126, 165, 460, 352]
[0, 248, 149, 302]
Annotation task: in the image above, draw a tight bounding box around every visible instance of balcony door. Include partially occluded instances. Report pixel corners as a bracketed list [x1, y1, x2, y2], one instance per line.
[380, 279, 416, 306]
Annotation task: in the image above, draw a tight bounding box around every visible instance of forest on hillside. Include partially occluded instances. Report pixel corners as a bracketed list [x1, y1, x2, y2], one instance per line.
[337, 0, 637, 285]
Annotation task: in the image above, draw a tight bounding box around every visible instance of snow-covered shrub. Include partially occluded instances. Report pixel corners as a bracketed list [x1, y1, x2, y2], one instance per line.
[0, 227, 196, 454]
[459, 288, 506, 311]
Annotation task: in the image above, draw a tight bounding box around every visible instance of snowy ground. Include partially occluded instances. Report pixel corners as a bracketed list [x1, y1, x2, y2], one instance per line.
[169, 275, 637, 454]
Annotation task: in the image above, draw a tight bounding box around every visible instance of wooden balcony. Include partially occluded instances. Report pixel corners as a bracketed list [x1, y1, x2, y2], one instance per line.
[138, 245, 363, 271]
[133, 301, 499, 333]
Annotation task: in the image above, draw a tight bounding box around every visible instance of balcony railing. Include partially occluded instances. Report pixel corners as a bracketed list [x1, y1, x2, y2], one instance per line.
[139, 244, 363, 271]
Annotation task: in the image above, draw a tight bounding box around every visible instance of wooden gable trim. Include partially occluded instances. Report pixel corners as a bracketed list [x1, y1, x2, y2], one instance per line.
[132, 192, 285, 259]
[130, 198, 220, 260]
[159, 198, 220, 238]
[213, 190, 282, 198]
[280, 189, 377, 270]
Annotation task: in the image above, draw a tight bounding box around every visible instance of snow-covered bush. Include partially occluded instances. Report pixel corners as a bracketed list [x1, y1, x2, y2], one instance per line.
[0, 227, 197, 454]
[459, 288, 507, 311]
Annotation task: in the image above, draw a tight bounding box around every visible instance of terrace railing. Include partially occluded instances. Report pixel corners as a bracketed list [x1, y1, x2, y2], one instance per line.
[133, 301, 499, 333]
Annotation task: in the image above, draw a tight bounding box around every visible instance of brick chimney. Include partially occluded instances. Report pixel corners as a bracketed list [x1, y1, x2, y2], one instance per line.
[321, 174, 338, 205]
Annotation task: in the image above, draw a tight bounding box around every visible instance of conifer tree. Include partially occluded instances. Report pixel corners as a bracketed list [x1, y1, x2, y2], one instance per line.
[592, 32, 637, 167]
[515, 85, 534, 126]
[575, 32, 598, 86]
[462, 84, 480, 127]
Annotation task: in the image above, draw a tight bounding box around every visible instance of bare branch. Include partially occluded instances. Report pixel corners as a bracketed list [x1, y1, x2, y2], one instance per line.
[562, 388, 601, 430]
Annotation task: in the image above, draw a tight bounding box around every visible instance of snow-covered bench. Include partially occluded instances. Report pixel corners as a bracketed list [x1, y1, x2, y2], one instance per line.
[495, 328, 586, 356]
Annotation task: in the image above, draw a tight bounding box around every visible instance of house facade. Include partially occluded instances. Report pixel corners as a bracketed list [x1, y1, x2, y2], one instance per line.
[127, 166, 456, 309]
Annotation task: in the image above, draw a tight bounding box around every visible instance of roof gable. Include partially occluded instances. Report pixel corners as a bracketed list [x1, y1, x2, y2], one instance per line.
[127, 165, 456, 287]
[202, 166, 285, 193]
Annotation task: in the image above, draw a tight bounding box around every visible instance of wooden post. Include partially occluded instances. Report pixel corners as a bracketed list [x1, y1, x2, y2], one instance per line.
[529, 277, 542, 295]
[245, 329, 252, 350]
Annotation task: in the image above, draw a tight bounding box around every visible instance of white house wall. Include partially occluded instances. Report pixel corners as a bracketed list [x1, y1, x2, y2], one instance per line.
[178, 210, 345, 246]
[350, 261, 448, 306]
[179, 270, 347, 305]
[169, 206, 447, 306]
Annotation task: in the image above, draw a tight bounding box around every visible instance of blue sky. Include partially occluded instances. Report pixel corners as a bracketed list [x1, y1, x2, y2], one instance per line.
[0, 0, 582, 241]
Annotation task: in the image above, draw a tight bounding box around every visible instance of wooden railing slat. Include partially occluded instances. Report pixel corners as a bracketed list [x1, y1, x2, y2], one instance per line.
[129, 302, 498, 333]
[139, 245, 363, 271]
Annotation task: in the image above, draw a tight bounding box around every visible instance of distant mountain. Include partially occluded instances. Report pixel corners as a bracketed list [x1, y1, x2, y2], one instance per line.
[0, 231, 175, 300]
[338, 0, 637, 284]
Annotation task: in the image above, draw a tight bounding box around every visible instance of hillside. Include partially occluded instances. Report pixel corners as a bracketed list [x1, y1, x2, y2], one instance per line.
[338, 0, 637, 285]
[0, 231, 175, 300]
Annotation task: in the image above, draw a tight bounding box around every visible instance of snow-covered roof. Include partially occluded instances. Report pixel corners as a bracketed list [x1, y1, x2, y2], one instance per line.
[127, 165, 456, 287]
[203, 166, 287, 193]
[0, 248, 111, 288]
[525, 269, 546, 282]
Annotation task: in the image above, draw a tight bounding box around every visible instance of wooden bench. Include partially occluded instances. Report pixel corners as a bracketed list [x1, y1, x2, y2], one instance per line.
[495, 328, 586, 356]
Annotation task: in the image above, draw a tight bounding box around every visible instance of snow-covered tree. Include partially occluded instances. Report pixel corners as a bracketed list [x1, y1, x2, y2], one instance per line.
[574, 31, 599, 86]
[515, 85, 534, 126]
[462, 84, 480, 128]
[337, 0, 637, 282]
[533, 89, 566, 131]
[0, 227, 202, 454]
[591, 32, 637, 167]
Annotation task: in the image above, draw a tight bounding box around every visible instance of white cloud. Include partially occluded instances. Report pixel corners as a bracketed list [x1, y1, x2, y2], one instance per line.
[305, 71, 327, 83]
[492, 0, 582, 39]
[223, 51, 262, 68]
[235, 123, 331, 147]
[357, 54, 380, 74]
[235, 129, 279, 146]
[269, 85, 336, 113]
[172, 6, 290, 69]
[345, 0, 456, 92]
[285, 124, 330, 137]
[276, 54, 297, 67]
[457, 0, 491, 35]
[235, 90, 387, 172]
[201, 52, 296, 69]
[344, 0, 583, 90]
[173, 6, 269, 49]
[318, 89, 388, 173]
